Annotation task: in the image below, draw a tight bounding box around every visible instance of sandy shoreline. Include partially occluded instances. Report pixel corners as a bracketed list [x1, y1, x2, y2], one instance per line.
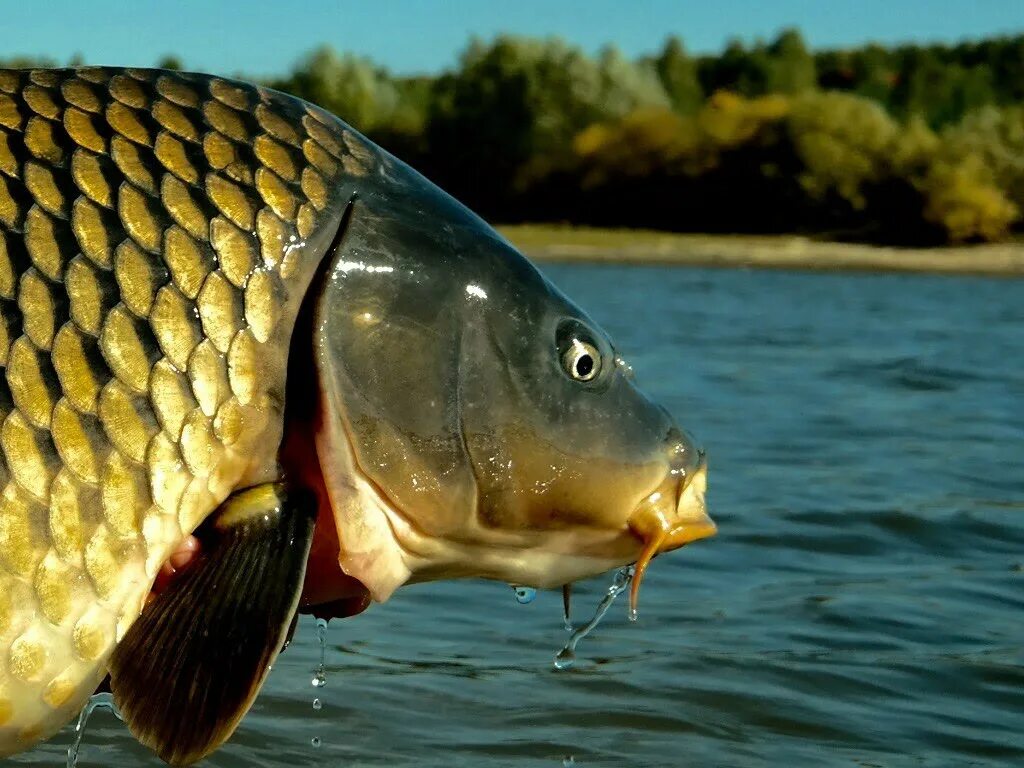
[498, 225, 1024, 277]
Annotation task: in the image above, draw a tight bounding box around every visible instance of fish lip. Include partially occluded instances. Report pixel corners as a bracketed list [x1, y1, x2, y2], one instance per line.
[628, 456, 715, 552]
[623, 456, 714, 613]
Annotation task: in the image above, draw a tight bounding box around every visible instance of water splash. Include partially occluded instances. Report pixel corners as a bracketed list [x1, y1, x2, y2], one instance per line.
[553, 566, 634, 671]
[67, 692, 123, 767]
[310, 618, 328, 749]
[511, 584, 537, 604]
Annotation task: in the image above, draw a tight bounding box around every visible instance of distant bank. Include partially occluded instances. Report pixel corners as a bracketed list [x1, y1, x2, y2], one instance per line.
[500, 225, 1024, 277]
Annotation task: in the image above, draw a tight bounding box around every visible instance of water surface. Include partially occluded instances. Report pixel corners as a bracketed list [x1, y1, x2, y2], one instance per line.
[19, 264, 1024, 767]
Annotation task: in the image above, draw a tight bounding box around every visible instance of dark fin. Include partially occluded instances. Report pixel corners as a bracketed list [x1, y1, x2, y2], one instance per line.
[281, 611, 300, 653]
[109, 483, 317, 766]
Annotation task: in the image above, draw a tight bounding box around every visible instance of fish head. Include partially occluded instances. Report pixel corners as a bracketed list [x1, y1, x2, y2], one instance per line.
[311, 153, 714, 605]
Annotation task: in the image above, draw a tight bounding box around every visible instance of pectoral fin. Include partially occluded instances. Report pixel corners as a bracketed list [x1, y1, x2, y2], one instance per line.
[109, 484, 317, 766]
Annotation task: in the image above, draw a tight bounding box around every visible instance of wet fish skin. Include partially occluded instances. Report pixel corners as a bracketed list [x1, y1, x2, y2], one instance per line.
[0, 67, 365, 754]
[0, 64, 714, 763]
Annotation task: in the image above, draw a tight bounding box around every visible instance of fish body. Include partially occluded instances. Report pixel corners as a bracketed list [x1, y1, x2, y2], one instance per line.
[0, 67, 360, 754]
[0, 67, 714, 763]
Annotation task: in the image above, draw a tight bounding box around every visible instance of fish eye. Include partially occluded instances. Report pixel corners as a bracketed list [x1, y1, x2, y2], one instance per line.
[562, 339, 601, 382]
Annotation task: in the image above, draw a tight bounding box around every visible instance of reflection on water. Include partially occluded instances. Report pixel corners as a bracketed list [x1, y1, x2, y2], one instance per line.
[19, 264, 1024, 766]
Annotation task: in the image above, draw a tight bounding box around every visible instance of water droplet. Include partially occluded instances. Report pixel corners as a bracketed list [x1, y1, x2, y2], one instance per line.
[562, 583, 573, 632]
[511, 584, 537, 604]
[310, 618, 328, 749]
[67, 692, 123, 767]
[553, 566, 634, 671]
[311, 617, 328, 688]
[553, 647, 576, 670]
[563, 757, 577, 767]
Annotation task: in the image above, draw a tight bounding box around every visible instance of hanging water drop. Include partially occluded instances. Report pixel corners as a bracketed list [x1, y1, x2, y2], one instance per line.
[67, 692, 123, 768]
[553, 566, 634, 671]
[311, 617, 328, 688]
[310, 617, 328, 750]
[562, 583, 573, 632]
[511, 584, 537, 604]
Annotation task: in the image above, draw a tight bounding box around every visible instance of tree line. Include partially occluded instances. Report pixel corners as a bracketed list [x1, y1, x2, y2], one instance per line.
[6, 30, 1024, 244]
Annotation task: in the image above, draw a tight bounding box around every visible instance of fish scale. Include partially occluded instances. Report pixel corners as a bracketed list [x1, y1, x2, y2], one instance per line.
[0, 66, 363, 754]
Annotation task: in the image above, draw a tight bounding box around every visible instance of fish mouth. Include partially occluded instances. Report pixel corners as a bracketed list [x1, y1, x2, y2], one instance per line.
[626, 455, 714, 614]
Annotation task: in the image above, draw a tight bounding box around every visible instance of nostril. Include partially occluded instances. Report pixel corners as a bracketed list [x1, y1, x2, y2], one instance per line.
[665, 430, 703, 479]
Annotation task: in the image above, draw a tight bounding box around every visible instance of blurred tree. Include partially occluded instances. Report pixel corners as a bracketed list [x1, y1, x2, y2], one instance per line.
[765, 29, 816, 94]
[0, 55, 57, 68]
[849, 44, 897, 105]
[698, 38, 765, 95]
[572, 107, 699, 183]
[652, 36, 704, 113]
[939, 106, 1024, 209]
[892, 47, 996, 126]
[921, 155, 1018, 241]
[424, 35, 668, 214]
[787, 91, 898, 208]
[271, 46, 403, 133]
[136, 29, 1024, 243]
[157, 55, 184, 71]
[990, 37, 1024, 104]
[597, 45, 671, 119]
[697, 30, 814, 97]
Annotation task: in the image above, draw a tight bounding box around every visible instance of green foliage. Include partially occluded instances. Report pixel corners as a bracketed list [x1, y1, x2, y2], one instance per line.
[430, 36, 668, 157]
[920, 155, 1018, 242]
[765, 29, 816, 94]
[66, 30, 1024, 244]
[0, 55, 58, 68]
[698, 29, 816, 97]
[939, 106, 1024, 207]
[787, 91, 899, 208]
[421, 35, 670, 210]
[814, 36, 1024, 127]
[157, 55, 184, 71]
[651, 37, 703, 113]
[572, 107, 699, 184]
[271, 46, 406, 134]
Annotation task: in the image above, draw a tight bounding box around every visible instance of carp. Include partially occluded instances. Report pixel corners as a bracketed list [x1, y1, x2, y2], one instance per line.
[0, 67, 714, 764]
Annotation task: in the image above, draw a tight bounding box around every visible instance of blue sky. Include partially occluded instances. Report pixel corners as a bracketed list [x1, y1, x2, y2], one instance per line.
[4, 0, 1023, 76]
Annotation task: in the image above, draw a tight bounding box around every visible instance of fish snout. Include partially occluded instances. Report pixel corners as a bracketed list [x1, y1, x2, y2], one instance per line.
[624, 445, 714, 613]
[628, 454, 714, 556]
[655, 423, 715, 549]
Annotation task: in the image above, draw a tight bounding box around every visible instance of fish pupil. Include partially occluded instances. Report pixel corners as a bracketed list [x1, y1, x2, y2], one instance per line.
[575, 354, 594, 378]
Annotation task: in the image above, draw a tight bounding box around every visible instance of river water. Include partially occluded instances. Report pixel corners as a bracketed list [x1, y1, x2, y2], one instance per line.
[15, 263, 1024, 767]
